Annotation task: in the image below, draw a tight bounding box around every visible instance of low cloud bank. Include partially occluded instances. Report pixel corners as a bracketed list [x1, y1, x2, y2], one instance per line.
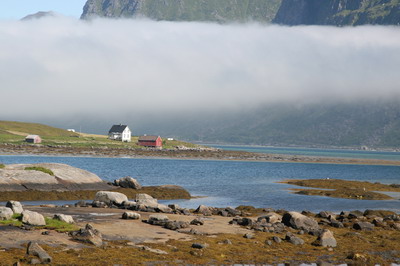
[1, 17, 400, 123]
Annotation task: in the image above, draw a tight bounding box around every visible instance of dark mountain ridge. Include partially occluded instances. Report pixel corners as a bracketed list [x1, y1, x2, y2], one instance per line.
[80, 0, 400, 25]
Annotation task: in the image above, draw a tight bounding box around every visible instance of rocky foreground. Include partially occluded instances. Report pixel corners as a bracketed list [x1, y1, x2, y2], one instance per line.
[0, 189, 399, 265]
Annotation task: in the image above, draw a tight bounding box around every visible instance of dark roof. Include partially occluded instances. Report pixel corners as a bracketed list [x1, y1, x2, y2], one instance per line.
[138, 135, 160, 142]
[109, 125, 128, 133]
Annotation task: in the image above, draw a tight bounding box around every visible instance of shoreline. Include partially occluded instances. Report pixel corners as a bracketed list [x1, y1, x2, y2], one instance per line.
[1, 145, 400, 166]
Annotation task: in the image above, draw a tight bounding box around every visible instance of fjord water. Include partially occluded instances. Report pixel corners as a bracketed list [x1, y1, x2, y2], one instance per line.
[1, 155, 399, 212]
[208, 144, 400, 161]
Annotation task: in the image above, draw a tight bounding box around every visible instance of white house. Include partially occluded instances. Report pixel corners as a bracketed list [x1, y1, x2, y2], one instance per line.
[108, 124, 131, 142]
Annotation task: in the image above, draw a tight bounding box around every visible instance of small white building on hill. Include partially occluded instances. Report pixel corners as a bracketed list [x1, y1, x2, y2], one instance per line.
[108, 124, 131, 142]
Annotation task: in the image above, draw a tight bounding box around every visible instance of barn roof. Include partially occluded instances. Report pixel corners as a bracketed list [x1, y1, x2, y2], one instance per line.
[25, 135, 40, 139]
[138, 135, 160, 142]
[109, 124, 128, 133]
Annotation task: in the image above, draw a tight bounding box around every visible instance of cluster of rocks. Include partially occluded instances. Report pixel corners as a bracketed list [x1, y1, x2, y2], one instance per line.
[0, 200, 74, 227]
[143, 214, 191, 231]
[194, 205, 246, 217]
[316, 209, 400, 231]
[79, 188, 191, 215]
[112, 176, 142, 189]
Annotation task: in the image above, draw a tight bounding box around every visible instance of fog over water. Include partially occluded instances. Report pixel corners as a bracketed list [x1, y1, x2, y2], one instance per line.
[1, 16, 400, 133]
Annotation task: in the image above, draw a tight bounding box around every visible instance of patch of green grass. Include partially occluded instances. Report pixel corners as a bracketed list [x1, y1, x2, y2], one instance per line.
[0, 214, 22, 227]
[24, 166, 54, 176]
[0, 164, 5, 169]
[44, 217, 79, 232]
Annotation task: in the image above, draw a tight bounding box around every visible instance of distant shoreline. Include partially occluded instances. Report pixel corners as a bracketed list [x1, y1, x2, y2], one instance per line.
[1, 144, 399, 166]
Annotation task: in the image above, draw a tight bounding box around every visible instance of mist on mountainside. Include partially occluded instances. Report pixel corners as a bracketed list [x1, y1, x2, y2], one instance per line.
[1, 17, 400, 147]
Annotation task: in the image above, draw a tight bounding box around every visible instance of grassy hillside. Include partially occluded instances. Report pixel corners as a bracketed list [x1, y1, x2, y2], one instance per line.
[0, 121, 199, 150]
[81, 0, 282, 23]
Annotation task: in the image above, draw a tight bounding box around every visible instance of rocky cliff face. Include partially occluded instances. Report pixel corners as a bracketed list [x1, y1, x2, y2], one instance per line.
[80, 0, 282, 23]
[273, 0, 400, 26]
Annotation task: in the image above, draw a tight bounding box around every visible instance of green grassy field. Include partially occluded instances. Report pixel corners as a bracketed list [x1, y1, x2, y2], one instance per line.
[0, 120, 200, 150]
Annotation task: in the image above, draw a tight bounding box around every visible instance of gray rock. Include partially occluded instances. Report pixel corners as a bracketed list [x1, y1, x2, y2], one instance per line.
[314, 229, 337, 247]
[0, 207, 14, 220]
[194, 205, 213, 216]
[0, 163, 110, 191]
[135, 193, 158, 208]
[330, 220, 344, 228]
[93, 191, 128, 206]
[257, 212, 283, 224]
[243, 233, 254, 239]
[265, 240, 273, 246]
[285, 233, 304, 245]
[70, 223, 103, 247]
[282, 211, 320, 231]
[53, 214, 74, 224]
[353, 222, 374, 231]
[121, 200, 137, 209]
[318, 211, 335, 219]
[91, 200, 108, 208]
[21, 210, 46, 226]
[348, 210, 364, 219]
[122, 212, 141, 220]
[156, 204, 173, 213]
[164, 220, 189, 230]
[147, 214, 169, 226]
[27, 242, 52, 264]
[392, 223, 400, 230]
[75, 200, 89, 207]
[190, 218, 205, 225]
[114, 176, 142, 189]
[273, 236, 282, 243]
[192, 243, 208, 249]
[6, 201, 23, 214]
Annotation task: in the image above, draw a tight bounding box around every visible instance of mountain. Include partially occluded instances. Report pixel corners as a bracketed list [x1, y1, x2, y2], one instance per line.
[137, 101, 400, 149]
[273, 0, 400, 26]
[80, 0, 282, 22]
[80, 0, 399, 25]
[21, 11, 56, 21]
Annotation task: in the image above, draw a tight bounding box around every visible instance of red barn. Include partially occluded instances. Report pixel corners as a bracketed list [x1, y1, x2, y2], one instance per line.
[138, 135, 162, 148]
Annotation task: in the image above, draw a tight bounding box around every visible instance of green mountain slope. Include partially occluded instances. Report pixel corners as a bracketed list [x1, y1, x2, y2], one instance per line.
[0, 121, 78, 138]
[273, 0, 400, 26]
[81, 0, 282, 23]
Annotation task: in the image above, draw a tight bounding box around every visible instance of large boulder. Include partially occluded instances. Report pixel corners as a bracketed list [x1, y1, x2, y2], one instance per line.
[122, 212, 141, 220]
[6, 201, 23, 214]
[135, 193, 158, 208]
[282, 211, 320, 231]
[314, 229, 337, 247]
[70, 223, 103, 247]
[194, 205, 213, 216]
[0, 163, 111, 191]
[114, 176, 142, 189]
[27, 242, 52, 264]
[0, 207, 13, 220]
[53, 214, 74, 224]
[353, 222, 374, 231]
[94, 191, 128, 206]
[21, 210, 46, 226]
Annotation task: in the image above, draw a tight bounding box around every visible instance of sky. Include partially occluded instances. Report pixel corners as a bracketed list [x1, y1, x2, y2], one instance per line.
[0, 13, 400, 133]
[0, 0, 86, 19]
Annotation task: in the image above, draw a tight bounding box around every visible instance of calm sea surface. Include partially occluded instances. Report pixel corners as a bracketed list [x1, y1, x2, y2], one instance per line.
[1, 154, 399, 213]
[207, 144, 400, 161]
